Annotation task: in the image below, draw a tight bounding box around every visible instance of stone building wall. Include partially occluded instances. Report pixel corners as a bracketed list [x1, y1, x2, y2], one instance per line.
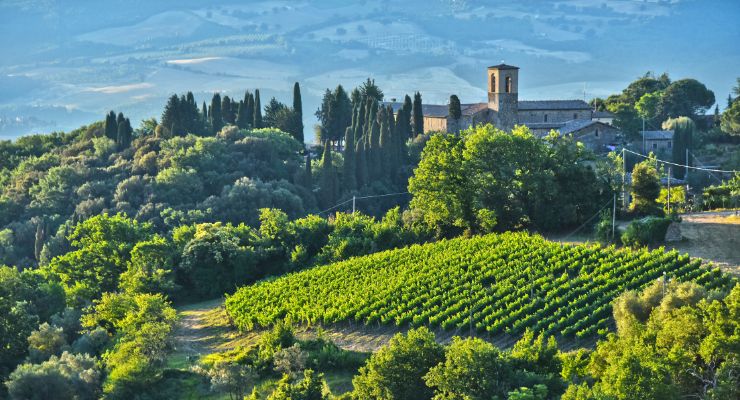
[423, 116, 448, 133]
[571, 124, 619, 153]
[517, 109, 592, 124]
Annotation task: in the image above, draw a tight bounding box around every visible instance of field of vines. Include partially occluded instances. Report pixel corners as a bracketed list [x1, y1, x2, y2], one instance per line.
[226, 232, 736, 339]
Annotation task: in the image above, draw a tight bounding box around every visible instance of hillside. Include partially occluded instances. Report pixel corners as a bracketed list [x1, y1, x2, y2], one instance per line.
[226, 232, 736, 342]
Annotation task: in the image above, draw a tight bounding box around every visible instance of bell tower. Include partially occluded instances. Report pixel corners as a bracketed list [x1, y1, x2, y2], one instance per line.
[487, 64, 519, 131]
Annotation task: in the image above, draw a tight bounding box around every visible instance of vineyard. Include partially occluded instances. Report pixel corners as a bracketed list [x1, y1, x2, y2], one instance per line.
[225, 232, 736, 339]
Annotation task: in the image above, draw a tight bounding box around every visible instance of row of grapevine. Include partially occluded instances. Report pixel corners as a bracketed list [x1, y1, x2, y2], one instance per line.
[225, 232, 736, 339]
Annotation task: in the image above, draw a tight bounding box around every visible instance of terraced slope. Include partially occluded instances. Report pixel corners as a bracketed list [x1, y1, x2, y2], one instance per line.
[226, 232, 735, 339]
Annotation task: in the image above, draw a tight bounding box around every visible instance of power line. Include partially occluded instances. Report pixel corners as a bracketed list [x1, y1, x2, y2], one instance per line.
[560, 198, 614, 242]
[317, 191, 411, 216]
[623, 148, 738, 174]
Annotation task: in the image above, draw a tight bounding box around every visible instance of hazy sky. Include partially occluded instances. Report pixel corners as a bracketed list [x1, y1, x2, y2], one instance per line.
[1, 0, 738, 141]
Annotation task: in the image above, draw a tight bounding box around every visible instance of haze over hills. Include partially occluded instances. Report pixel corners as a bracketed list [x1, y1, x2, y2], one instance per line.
[0, 0, 738, 141]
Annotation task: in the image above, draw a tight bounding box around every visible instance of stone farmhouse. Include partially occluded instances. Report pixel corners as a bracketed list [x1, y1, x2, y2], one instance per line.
[387, 64, 620, 153]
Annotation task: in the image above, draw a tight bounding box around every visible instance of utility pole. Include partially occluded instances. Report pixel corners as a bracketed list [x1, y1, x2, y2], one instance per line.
[352, 195, 356, 214]
[667, 167, 671, 214]
[622, 148, 627, 209]
[685, 148, 689, 181]
[612, 193, 616, 241]
[642, 118, 646, 154]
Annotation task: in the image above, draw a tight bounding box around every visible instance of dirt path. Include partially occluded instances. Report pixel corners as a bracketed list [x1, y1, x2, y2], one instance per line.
[172, 298, 261, 358]
[666, 211, 740, 275]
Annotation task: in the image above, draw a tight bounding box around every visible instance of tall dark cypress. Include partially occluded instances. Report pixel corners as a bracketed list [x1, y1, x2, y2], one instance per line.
[343, 114, 357, 192]
[253, 89, 263, 129]
[402, 95, 413, 138]
[161, 95, 181, 136]
[210, 93, 223, 134]
[412, 91, 424, 136]
[368, 102, 380, 180]
[186, 91, 196, 107]
[105, 111, 117, 141]
[318, 141, 337, 208]
[293, 82, 304, 141]
[202, 101, 208, 122]
[378, 106, 392, 180]
[245, 92, 254, 128]
[222, 96, 235, 125]
[355, 138, 368, 189]
[236, 101, 248, 129]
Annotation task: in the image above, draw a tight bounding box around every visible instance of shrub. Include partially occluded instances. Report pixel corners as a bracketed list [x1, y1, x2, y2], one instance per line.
[621, 216, 672, 247]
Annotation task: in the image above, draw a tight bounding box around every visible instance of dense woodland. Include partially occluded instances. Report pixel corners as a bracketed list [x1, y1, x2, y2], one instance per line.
[0, 72, 738, 399]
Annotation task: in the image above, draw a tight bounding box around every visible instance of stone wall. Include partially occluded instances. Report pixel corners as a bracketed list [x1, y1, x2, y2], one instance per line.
[423, 116, 447, 133]
[517, 109, 592, 124]
[571, 124, 619, 153]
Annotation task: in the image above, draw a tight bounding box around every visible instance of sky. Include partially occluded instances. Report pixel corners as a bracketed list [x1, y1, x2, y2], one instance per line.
[0, 0, 738, 142]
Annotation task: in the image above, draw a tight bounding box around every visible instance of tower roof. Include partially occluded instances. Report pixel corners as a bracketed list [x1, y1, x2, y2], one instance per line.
[488, 63, 519, 70]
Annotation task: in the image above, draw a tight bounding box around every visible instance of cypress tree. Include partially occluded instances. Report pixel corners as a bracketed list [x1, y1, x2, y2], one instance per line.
[368, 104, 381, 180]
[222, 95, 234, 125]
[161, 95, 181, 136]
[236, 101, 248, 129]
[402, 95, 413, 138]
[318, 141, 337, 208]
[116, 118, 132, 149]
[254, 89, 263, 129]
[245, 92, 254, 128]
[116, 112, 125, 127]
[355, 138, 368, 189]
[412, 91, 424, 136]
[105, 111, 117, 141]
[210, 93, 223, 134]
[186, 91, 196, 107]
[293, 82, 304, 141]
[202, 101, 208, 122]
[343, 124, 356, 192]
[663, 116, 695, 179]
[378, 106, 392, 180]
[449, 94, 461, 119]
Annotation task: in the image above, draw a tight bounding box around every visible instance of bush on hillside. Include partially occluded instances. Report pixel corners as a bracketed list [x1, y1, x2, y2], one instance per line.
[621, 216, 672, 247]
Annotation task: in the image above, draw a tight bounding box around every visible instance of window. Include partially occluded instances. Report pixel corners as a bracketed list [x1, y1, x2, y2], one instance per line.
[544, 114, 548, 122]
[667, 141, 672, 148]
[490, 75, 496, 92]
[505, 76, 512, 93]
[595, 129, 599, 137]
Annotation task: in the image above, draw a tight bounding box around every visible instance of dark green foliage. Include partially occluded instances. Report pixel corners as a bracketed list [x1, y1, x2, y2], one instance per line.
[448, 94, 461, 120]
[221, 95, 235, 125]
[658, 78, 715, 120]
[343, 125, 356, 192]
[630, 159, 662, 215]
[175, 223, 257, 299]
[621, 216, 672, 247]
[43, 214, 152, 306]
[293, 82, 304, 141]
[116, 118, 132, 149]
[236, 101, 249, 129]
[355, 139, 368, 189]
[318, 141, 338, 208]
[663, 116, 695, 178]
[359, 78, 383, 102]
[352, 327, 444, 400]
[264, 97, 288, 128]
[254, 89, 263, 129]
[210, 93, 223, 134]
[6, 352, 101, 400]
[701, 174, 739, 210]
[412, 92, 424, 136]
[104, 111, 117, 141]
[409, 125, 608, 236]
[315, 85, 352, 145]
[425, 337, 511, 399]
